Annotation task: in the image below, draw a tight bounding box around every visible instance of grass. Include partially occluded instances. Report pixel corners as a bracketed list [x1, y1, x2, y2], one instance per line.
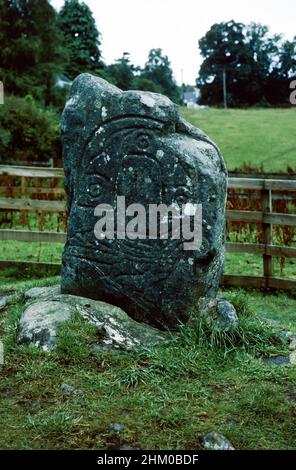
[0, 274, 295, 450]
[181, 107, 296, 172]
[0, 241, 62, 265]
[225, 252, 296, 280]
[1, 240, 295, 285]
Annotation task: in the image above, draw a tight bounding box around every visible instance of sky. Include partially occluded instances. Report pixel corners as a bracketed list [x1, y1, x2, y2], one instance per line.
[51, 0, 296, 85]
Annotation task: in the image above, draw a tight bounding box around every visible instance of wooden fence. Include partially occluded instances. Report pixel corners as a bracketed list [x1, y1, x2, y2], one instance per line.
[0, 165, 296, 290]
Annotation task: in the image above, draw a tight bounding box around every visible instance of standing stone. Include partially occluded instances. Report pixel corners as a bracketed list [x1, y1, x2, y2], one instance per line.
[60, 74, 227, 330]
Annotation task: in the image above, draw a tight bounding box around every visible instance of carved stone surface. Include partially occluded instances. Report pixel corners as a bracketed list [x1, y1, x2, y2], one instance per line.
[60, 74, 227, 330]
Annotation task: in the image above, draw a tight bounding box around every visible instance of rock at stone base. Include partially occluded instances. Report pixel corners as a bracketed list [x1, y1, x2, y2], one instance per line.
[201, 431, 235, 450]
[194, 297, 239, 331]
[18, 301, 73, 352]
[18, 285, 167, 352]
[18, 285, 240, 353]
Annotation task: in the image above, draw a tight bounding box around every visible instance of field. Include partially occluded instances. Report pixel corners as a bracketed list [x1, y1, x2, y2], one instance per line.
[0, 108, 295, 450]
[0, 275, 295, 450]
[0, 239, 295, 284]
[182, 108, 296, 172]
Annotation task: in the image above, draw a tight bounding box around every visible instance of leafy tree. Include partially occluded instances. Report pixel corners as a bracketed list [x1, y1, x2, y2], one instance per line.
[197, 20, 296, 106]
[57, 0, 103, 79]
[246, 23, 280, 77]
[141, 48, 180, 102]
[0, 0, 65, 103]
[278, 37, 296, 78]
[132, 77, 163, 93]
[104, 52, 174, 94]
[265, 37, 296, 104]
[106, 53, 135, 90]
[197, 20, 253, 106]
[0, 96, 60, 164]
[243, 23, 282, 104]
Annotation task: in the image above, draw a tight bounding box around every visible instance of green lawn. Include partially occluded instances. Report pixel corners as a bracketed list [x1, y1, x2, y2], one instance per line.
[1, 240, 295, 284]
[181, 108, 296, 172]
[0, 275, 295, 450]
[225, 252, 296, 281]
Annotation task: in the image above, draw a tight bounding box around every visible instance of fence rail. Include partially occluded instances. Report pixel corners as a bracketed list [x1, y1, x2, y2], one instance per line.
[0, 165, 296, 290]
[0, 165, 64, 178]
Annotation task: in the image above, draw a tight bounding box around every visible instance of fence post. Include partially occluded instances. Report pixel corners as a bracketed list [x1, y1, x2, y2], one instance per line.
[261, 187, 273, 284]
[20, 176, 28, 225]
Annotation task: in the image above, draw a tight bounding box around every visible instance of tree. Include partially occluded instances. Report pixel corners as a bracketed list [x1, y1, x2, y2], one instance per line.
[243, 23, 282, 104]
[132, 77, 163, 93]
[57, 0, 103, 79]
[265, 37, 296, 104]
[197, 20, 296, 106]
[141, 48, 180, 102]
[0, 0, 65, 103]
[103, 50, 179, 96]
[278, 37, 296, 78]
[197, 20, 253, 106]
[106, 53, 135, 90]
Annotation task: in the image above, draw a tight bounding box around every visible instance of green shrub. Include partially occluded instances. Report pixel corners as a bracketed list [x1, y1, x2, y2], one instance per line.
[0, 95, 61, 164]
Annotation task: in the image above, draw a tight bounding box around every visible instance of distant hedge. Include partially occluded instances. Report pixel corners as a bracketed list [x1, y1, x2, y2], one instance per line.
[0, 96, 61, 165]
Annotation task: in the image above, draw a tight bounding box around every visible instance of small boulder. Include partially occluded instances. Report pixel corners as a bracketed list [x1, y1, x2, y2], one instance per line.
[196, 297, 239, 331]
[201, 431, 235, 450]
[111, 423, 124, 433]
[0, 293, 15, 311]
[61, 383, 84, 396]
[18, 301, 74, 351]
[262, 355, 290, 367]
